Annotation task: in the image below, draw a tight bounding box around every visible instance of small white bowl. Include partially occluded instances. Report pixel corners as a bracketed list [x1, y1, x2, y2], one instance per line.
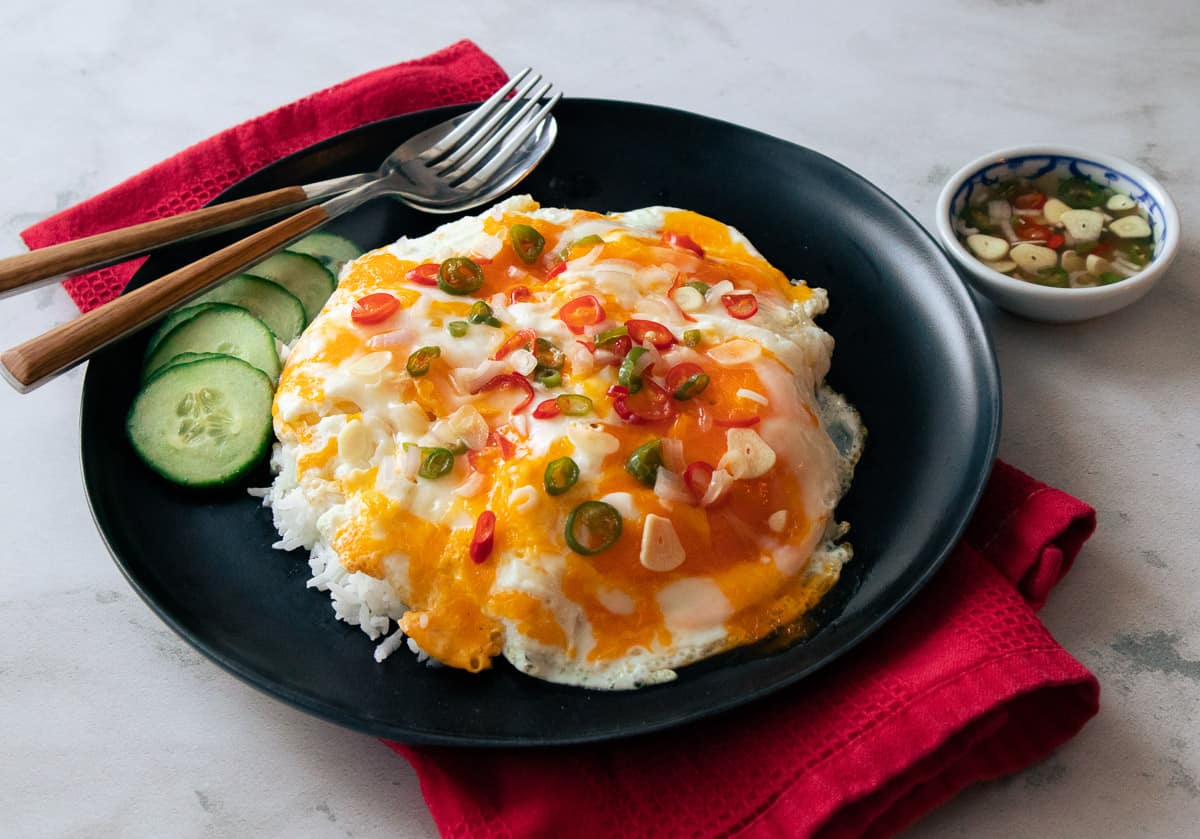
[935, 145, 1180, 322]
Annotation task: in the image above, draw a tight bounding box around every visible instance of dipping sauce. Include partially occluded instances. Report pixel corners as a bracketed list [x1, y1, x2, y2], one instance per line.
[955, 175, 1154, 288]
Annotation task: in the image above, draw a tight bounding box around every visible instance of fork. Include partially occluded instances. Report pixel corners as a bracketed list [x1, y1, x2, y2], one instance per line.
[1, 76, 561, 393]
[0, 68, 560, 301]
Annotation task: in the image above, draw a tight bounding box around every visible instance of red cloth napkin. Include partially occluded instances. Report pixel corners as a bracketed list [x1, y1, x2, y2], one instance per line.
[22, 45, 1100, 838]
[389, 461, 1099, 838]
[20, 40, 507, 313]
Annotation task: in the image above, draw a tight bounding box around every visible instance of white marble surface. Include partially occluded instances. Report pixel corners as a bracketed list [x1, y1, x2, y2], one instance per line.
[1, 1, 1198, 836]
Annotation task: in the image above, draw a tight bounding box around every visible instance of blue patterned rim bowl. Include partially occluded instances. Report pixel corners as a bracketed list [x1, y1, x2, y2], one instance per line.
[935, 145, 1180, 322]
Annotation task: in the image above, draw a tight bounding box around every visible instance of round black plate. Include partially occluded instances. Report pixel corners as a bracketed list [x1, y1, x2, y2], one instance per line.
[81, 100, 1000, 746]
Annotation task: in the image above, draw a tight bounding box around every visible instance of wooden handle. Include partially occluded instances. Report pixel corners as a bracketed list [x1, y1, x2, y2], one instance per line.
[0, 185, 309, 296]
[1, 205, 330, 392]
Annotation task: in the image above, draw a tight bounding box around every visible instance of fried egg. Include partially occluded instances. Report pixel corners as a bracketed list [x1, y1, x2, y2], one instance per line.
[262, 195, 864, 689]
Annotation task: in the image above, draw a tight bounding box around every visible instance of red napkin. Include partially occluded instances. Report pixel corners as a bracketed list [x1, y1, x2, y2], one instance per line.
[20, 40, 507, 313]
[22, 45, 1100, 838]
[389, 461, 1099, 838]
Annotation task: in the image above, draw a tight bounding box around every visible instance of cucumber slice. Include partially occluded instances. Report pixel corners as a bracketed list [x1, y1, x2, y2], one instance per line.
[143, 304, 280, 382]
[144, 303, 216, 360]
[195, 274, 306, 343]
[155, 351, 231, 376]
[289, 232, 363, 276]
[127, 356, 275, 487]
[248, 251, 335, 322]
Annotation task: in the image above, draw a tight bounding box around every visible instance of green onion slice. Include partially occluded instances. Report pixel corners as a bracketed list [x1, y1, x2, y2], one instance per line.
[544, 457, 580, 496]
[448, 320, 469, 337]
[565, 500, 623, 555]
[595, 325, 629, 347]
[534, 337, 566, 370]
[618, 346, 648, 393]
[534, 368, 563, 388]
[673, 373, 710, 400]
[418, 447, 454, 479]
[685, 280, 711, 295]
[556, 394, 593, 416]
[468, 301, 494, 324]
[682, 329, 703, 348]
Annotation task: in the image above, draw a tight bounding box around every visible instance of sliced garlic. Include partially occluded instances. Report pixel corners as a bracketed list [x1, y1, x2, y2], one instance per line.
[1086, 254, 1115, 276]
[718, 428, 777, 480]
[1060, 210, 1105, 242]
[337, 419, 371, 468]
[1042, 198, 1071, 225]
[1070, 273, 1100, 288]
[1106, 193, 1137, 212]
[767, 510, 788, 533]
[1109, 215, 1152, 239]
[349, 351, 393, 380]
[640, 514, 686, 572]
[446, 405, 489, 450]
[1061, 249, 1086, 273]
[672, 285, 705, 312]
[966, 234, 1009, 262]
[1010, 243, 1058, 273]
[707, 338, 762, 366]
[981, 258, 1017, 274]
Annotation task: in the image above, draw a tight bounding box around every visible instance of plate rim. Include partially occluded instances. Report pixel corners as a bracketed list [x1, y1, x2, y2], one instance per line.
[79, 98, 1001, 747]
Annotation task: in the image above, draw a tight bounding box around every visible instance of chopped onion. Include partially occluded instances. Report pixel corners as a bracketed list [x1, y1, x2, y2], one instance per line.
[660, 437, 685, 472]
[447, 405, 489, 450]
[399, 443, 421, 479]
[451, 360, 508, 393]
[366, 329, 412, 349]
[735, 388, 769, 406]
[999, 219, 1018, 243]
[507, 348, 538, 376]
[510, 412, 530, 438]
[654, 468, 693, 505]
[700, 468, 734, 507]
[453, 471, 486, 498]
[988, 200, 1012, 221]
[706, 279, 735, 300]
[566, 341, 595, 376]
[511, 485, 537, 512]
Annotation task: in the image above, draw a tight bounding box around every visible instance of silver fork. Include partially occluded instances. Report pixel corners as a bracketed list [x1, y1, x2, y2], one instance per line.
[0, 68, 560, 300]
[1, 73, 562, 392]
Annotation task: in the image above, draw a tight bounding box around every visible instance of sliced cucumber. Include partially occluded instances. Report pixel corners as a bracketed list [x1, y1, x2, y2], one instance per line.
[248, 251, 335, 322]
[127, 356, 275, 487]
[195, 274, 306, 343]
[143, 304, 280, 382]
[155, 351, 231, 376]
[144, 303, 216, 361]
[289, 232, 362, 276]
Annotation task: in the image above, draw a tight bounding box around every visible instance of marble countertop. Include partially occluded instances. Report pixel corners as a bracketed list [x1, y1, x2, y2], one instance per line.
[2, 1, 1198, 836]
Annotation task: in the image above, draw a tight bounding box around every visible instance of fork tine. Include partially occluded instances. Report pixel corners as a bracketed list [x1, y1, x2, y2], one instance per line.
[416, 68, 531, 163]
[427, 73, 543, 171]
[452, 94, 561, 192]
[438, 82, 553, 181]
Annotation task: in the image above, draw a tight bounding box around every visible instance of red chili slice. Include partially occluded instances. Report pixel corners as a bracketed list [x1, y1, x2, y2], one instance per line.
[1013, 218, 1053, 241]
[532, 398, 561, 419]
[472, 373, 534, 412]
[492, 328, 536, 360]
[508, 285, 533, 304]
[714, 414, 761, 428]
[469, 510, 496, 563]
[1013, 192, 1048, 210]
[488, 430, 516, 459]
[682, 461, 715, 504]
[405, 263, 440, 286]
[557, 295, 606, 334]
[662, 231, 705, 258]
[625, 318, 676, 349]
[547, 260, 568, 280]
[1046, 233, 1065, 250]
[610, 335, 632, 364]
[576, 339, 596, 354]
[663, 362, 702, 393]
[621, 379, 676, 423]
[350, 292, 400, 325]
[721, 293, 758, 320]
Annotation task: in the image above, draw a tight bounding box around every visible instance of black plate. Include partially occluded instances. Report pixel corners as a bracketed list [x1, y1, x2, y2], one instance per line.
[81, 100, 1000, 746]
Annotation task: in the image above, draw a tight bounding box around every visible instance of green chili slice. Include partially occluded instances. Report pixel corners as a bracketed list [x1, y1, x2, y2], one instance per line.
[534, 367, 563, 388]
[1034, 267, 1069, 288]
[437, 257, 484, 295]
[1099, 271, 1124, 285]
[685, 280, 711, 295]
[1122, 242, 1153, 266]
[624, 439, 663, 486]
[447, 320, 469, 337]
[673, 372, 710, 400]
[618, 346, 648, 394]
[510, 224, 545, 264]
[565, 500, 623, 555]
[682, 329, 703, 348]
[556, 394, 593, 416]
[534, 337, 566, 370]
[1057, 177, 1107, 210]
[595, 325, 628, 347]
[544, 457, 580, 496]
[406, 345, 441, 377]
[418, 447, 454, 479]
[484, 316, 503, 328]
[468, 301, 494, 324]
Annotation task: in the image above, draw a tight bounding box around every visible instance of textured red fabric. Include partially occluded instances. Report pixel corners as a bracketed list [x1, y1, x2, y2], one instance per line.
[389, 462, 1099, 838]
[19, 40, 507, 313]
